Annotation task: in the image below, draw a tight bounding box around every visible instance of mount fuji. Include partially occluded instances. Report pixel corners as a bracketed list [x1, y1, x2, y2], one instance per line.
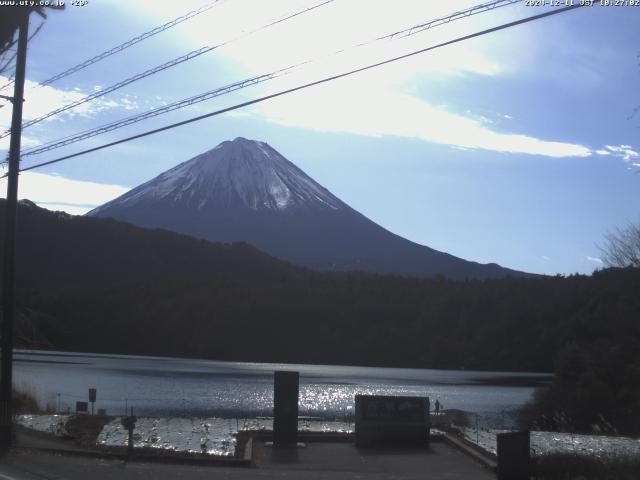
[88, 137, 525, 279]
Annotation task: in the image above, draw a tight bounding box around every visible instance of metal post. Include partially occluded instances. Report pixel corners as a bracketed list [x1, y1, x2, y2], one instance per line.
[127, 424, 134, 456]
[0, 9, 30, 450]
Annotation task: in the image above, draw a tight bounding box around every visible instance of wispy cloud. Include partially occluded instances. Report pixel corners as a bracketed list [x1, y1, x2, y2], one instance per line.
[128, 0, 595, 159]
[0, 171, 129, 215]
[595, 144, 640, 170]
[587, 256, 603, 264]
[0, 134, 40, 151]
[148, 0, 504, 79]
[0, 76, 140, 133]
[596, 144, 639, 162]
[253, 78, 592, 158]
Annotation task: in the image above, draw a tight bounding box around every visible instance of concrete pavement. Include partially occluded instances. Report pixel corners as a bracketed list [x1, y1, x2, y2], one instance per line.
[0, 437, 496, 480]
[2, 426, 498, 479]
[1, 448, 496, 480]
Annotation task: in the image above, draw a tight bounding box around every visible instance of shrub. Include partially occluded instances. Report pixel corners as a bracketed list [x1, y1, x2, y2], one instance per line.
[518, 341, 640, 436]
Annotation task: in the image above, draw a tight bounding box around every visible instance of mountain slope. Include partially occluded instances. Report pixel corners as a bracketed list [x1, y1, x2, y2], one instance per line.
[88, 137, 527, 279]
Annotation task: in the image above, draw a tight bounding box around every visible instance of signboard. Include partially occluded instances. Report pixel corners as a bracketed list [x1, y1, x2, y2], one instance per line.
[75, 401, 88, 413]
[360, 396, 427, 422]
[355, 395, 430, 448]
[89, 388, 96, 403]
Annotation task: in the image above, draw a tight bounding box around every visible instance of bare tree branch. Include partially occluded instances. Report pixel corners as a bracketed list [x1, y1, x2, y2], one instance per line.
[599, 222, 640, 268]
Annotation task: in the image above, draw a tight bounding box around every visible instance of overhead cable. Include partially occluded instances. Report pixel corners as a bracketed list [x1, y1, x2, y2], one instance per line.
[0, 0, 336, 140]
[16, 4, 585, 175]
[21, 66, 303, 156]
[0, 0, 225, 93]
[21, 0, 519, 157]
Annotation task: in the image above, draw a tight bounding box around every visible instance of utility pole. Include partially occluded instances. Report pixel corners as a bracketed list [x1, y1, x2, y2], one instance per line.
[0, 9, 30, 450]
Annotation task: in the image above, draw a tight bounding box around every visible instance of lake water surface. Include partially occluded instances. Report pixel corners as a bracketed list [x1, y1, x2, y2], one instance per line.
[14, 349, 549, 424]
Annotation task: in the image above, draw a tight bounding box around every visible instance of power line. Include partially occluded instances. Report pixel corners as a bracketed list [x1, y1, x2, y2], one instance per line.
[0, 50, 18, 77]
[16, 4, 585, 175]
[0, 0, 336, 140]
[0, 1, 336, 140]
[21, 66, 302, 156]
[0, 21, 44, 81]
[0, 40, 18, 78]
[20, 0, 518, 158]
[0, 0, 224, 93]
[376, 0, 519, 42]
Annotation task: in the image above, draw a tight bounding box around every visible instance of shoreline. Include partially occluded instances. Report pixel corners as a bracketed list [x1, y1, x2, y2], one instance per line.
[14, 347, 555, 376]
[16, 413, 640, 462]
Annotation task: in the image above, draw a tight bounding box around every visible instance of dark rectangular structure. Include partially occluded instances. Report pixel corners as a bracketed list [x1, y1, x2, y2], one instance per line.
[75, 401, 88, 414]
[273, 371, 299, 446]
[497, 431, 530, 480]
[355, 395, 430, 448]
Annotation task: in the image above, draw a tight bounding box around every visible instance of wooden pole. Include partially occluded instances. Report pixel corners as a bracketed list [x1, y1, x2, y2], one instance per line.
[0, 9, 30, 449]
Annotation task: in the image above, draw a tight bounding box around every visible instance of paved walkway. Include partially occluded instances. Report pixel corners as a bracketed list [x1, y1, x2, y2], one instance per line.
[1, 445, 496, 480]
[253, 439, 495, 479]
[3, 429, 497, 480]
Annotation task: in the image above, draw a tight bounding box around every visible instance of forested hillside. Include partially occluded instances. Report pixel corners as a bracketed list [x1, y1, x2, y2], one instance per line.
[2, 200, 639, 372]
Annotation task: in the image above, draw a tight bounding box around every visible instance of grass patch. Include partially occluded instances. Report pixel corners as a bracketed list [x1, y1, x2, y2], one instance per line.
[13, 385, 41, 414]
[531, 453, 640, 480]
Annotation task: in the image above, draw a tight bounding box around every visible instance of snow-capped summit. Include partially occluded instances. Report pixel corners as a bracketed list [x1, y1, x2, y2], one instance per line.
[90, 137, 342, 215]
[88, 138, 527, 279]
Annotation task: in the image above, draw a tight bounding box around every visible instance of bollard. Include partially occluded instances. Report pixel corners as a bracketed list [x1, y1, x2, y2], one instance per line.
[476, 413, 479, 445]
[497, 431, 530, 480]
[121, 413, 137, 458]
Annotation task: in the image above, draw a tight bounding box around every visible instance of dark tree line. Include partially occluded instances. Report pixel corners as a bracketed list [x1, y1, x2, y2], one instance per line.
[2, 200, 639, 375]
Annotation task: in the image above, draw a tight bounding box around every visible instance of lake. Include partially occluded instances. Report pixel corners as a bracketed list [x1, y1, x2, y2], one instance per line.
[14, 349, 549, 426]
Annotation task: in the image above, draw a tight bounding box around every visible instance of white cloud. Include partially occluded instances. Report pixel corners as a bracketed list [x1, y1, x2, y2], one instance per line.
[0, 171, 129, 215]
[587, 256, 603, 264]
[542, 255, 550, 261]
[131, 0, 594, 158]
[253, 78, 592, 158]
[132, 0, 504, 79]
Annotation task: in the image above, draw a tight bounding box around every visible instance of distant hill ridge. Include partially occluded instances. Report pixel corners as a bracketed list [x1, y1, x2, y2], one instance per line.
[88, 137, 529, 280]
[1, 200, 639, 373]
[1, 198, 300, 289]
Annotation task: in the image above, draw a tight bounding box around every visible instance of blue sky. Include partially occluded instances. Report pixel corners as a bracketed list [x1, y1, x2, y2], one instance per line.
[0, 0, 638, 276]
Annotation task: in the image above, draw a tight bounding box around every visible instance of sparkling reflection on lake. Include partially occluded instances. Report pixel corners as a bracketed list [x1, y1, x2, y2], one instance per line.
[14, 349, 550, 421]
